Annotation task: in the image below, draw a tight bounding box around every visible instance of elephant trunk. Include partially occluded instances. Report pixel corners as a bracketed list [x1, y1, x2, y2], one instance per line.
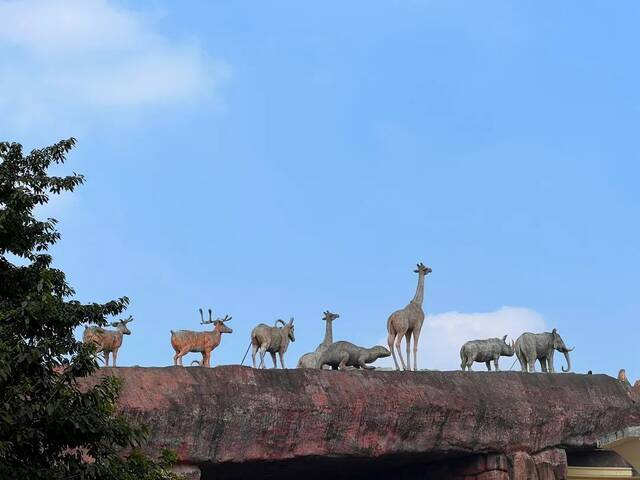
[561, 350, 571, 372]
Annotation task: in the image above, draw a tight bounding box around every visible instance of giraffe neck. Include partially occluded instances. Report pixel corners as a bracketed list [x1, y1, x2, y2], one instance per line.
[411, 273, 425, 306]
[321, 319, 333, 346]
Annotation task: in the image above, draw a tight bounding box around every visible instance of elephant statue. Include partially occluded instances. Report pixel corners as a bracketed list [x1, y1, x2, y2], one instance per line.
[515, 329, 574, 373]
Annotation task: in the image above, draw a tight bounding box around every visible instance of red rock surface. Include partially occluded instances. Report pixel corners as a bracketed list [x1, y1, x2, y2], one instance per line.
[90, 366, 640, 478]
[420, 449, 566, 480]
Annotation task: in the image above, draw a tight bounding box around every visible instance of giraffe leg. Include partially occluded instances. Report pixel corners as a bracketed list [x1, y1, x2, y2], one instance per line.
[412, 326, 422, 371]
[405, 332, 412, 371]
[388, 331, 400, 370]
[395, 333, 407, 370]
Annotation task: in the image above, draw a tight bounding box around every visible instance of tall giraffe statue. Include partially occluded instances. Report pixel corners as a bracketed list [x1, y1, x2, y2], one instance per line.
[386, 262, 432, 371]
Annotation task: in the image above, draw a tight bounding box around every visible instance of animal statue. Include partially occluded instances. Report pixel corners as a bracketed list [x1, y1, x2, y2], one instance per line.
[618, 369, 632, 388]
[251, 317, 295, 369]
[170, 308, 233, 367]
[515, 329, 574, 373]
[317, 341, 391, 370]
[460, 335, 515, 371]
[82, 316, 133, 367]
[387, 262, 432, 371]
[297, 310, 340, 368]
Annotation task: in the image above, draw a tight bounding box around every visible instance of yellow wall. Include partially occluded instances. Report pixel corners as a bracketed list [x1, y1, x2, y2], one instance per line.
[567, 466, 633, 479]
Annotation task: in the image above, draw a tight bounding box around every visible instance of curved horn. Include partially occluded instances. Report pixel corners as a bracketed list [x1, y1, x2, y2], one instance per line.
[565, 346, 574, 352]
[275, 319, 286, 328]
[289, 317, 294, 325]
[502, 335, 507, 342]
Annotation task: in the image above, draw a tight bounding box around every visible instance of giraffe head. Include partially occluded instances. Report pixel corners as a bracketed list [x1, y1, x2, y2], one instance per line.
[322, 310, 340, 323]
[414, 262, 432, 275]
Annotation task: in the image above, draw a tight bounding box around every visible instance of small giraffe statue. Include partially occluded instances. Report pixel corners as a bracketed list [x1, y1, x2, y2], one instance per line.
[297, 311, 340, 368]
[387, 262, 432, 371]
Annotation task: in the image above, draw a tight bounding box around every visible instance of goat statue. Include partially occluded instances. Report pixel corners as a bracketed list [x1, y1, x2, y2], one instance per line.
[171, 308, 233, 367]
[251, 317, 295, 369]
[82, 316, 134, 367]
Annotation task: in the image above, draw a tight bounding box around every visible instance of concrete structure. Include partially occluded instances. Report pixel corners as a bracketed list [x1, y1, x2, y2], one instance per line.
[88, 366, 640, 479]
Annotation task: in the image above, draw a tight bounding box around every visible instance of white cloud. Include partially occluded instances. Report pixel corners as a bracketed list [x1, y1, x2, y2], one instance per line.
[0, 0, 228, 132]
[0, 0, 142, 55]
[378, 306, 548, 371]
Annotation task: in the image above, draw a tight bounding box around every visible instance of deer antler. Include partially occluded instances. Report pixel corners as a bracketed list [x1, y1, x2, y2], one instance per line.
[199, 308, 214, 325]
[220, 314, 232, 322]
[123, 316, 134, 324]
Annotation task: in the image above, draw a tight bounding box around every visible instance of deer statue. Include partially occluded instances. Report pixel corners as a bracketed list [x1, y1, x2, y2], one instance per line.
[297, 310, 340, 368]
[170, 308, 233, 367]
[387, 262, 432, 371]
[82, 316, 134, 367]
[251, 317, 295, 369]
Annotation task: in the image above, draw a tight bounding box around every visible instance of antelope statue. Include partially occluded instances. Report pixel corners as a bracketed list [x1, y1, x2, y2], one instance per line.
[170, 308, 233, 367]
[82, 316, 134, 367]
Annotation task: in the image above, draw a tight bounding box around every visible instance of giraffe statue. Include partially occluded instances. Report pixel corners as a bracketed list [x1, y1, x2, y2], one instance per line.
[297, 311, 340, 368]
[386, 262, 432, 371]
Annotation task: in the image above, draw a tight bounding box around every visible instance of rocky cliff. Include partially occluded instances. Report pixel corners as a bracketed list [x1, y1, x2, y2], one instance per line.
[92, 366, 640, 479]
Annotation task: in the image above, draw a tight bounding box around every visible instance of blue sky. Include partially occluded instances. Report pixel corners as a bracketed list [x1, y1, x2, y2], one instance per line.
[1, 1, 638, 376]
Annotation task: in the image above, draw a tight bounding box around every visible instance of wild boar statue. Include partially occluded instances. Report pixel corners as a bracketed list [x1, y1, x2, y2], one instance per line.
[460, 335, 515, 371]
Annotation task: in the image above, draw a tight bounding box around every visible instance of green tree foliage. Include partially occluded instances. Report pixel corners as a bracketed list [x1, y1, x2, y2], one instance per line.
[0, 139, 182, 479]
